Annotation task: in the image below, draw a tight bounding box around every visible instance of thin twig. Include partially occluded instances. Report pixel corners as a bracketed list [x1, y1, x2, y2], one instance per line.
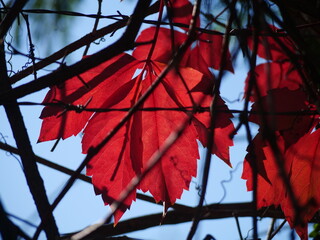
[234, 214, 244, 240]
[249, 2, 261, 238]
[22, 14, 37, 80]
[83, 0, 102, 56]
[266, 218, 277, 240]
[3, 101, 319, 116]
[8, 1, 161, 84]
[269, 219, 287, 240]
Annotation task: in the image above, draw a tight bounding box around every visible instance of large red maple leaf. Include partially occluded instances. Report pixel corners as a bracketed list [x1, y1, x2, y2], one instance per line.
[81, 61, 205, 222]
[39, 38, 235, 222]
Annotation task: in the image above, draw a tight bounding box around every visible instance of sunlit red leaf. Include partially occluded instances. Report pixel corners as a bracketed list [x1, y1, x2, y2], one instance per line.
[282, 129, 320, 239]
[244, 128, 320, 240]
[39, 51, 234, 223]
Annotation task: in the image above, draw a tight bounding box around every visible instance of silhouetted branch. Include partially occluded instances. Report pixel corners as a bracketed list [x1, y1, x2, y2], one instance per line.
[0, 36, 59, 239]
[61, 202, 320, 239]
[8, 1, 160, 84]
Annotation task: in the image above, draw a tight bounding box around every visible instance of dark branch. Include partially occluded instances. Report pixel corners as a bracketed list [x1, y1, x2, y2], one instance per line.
[61, 202, 320, 239]
[8, 1, 160, 84]
[0, 1, 153, 103]
[0, 38, 59, 239]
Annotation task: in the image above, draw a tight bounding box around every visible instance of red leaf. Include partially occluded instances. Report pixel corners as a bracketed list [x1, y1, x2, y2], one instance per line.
[282, 129, 320, 239]
[244, 88, 315, 184]
[82, 62, 203, 220]
[243, 87, 319, 238]
[39, 53, 235, 223]
[192, 95, 234, 165]
[243, 129, 320, 240]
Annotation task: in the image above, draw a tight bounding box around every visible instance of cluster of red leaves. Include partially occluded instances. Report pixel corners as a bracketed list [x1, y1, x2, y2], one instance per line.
[38, 0, 235, 224]
[242, 26, 320, 239]
[38, 1, 320, 238]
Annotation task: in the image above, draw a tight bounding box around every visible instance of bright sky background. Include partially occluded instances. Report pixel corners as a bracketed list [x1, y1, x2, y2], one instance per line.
[0, 1, 302, 239]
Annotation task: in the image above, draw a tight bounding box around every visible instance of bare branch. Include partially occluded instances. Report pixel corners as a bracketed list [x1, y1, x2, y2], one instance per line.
[61, 203, 320, 239]
[8, 1, 160, 84]
[0, 37, 59, 239]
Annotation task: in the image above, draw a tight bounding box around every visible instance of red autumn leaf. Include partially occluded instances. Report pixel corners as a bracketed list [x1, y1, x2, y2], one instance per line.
[133, 26, 235, 158]
[133, 27, 233, 75]
[39, 50, 234, 223]
[245, 62, 303, 102]
[191, 95, 234, 165]
[282, 129, 320, 239]
[244, 129, 320, 240]
[243, 88, 315, 184]
[242, 87, 319, 238]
